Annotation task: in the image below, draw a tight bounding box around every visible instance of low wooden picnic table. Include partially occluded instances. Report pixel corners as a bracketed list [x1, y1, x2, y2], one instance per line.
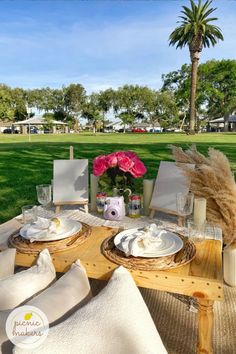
[0, 217, 223, 354]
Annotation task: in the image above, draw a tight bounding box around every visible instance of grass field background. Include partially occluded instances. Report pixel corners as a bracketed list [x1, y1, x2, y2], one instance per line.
[0, 132, 236, 223]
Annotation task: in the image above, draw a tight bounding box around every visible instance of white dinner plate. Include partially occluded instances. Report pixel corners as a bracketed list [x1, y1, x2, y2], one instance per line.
[114, 228, 183, 258]
[20, 218, 82, 242]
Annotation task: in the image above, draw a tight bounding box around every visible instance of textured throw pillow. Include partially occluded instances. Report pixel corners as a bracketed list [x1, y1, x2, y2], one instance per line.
[0, 260, 91, 354]
[0, 249, 55, 311]
[27, 259, 92, 325]
[14, 266, 167, 354]
[0, 249, 16, 279]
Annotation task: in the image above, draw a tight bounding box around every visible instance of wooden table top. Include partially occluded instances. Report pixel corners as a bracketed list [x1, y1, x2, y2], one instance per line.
[5, 225, 223, 302]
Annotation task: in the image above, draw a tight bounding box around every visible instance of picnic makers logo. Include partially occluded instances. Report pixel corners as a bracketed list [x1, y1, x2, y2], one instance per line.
[6, 305, 49, 349]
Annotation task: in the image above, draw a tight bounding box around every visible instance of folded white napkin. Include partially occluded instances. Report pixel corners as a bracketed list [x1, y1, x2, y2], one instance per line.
[119, 224, 167, 257]
[22, 217, 61, 242]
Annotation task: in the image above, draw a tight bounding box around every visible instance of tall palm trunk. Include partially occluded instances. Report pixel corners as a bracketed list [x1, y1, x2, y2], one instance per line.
[189, 52, 199, 134]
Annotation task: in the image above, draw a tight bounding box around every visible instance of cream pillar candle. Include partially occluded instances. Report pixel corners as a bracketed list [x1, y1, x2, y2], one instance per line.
[90, 174, 99, 211]
[223, 244, 236, 286]
[143, 179, 154, 216]
[193, 198, 207, 226]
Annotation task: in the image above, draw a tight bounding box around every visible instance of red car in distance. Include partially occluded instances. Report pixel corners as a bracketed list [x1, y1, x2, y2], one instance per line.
[132, 128, 146, 133]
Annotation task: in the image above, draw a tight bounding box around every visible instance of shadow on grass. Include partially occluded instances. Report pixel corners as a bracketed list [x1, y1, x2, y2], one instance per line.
[0, 140, 236, 223]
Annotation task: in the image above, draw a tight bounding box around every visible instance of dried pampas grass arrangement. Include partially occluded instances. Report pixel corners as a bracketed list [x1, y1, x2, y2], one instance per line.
[171, 144, 236, 245]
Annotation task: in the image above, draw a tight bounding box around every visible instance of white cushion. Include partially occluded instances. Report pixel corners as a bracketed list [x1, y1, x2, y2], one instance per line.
[0, 260, 91, 353]
[0, 249, 16, 279]
[27, 259, 91, 324]
[0, 249, 55, 311]
[14, 266, 167, 354]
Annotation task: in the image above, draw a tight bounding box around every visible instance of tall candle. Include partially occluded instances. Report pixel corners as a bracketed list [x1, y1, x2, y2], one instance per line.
[193, 198, 207, 226]
[223, 243, 236, 286]
[143, 179, 154, 216]
[90, 174, 99, 212]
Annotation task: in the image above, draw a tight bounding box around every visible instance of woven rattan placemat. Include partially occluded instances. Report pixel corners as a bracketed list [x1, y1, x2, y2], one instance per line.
[8, 222, 92, 254]
[101, 234, 196, 271]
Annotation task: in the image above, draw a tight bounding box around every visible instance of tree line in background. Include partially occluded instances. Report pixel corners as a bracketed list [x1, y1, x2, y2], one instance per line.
[0, 59, 236, 133]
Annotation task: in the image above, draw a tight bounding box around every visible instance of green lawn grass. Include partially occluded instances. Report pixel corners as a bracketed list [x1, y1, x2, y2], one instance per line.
[0, 132, 236, 223]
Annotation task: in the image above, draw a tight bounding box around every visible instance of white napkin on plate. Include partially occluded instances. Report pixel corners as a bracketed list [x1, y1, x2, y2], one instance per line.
[22, 217, 61, 242]
[119, 224, 167, 257]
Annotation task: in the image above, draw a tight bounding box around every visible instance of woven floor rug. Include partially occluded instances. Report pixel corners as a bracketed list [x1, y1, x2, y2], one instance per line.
[90, 280, 236, 354]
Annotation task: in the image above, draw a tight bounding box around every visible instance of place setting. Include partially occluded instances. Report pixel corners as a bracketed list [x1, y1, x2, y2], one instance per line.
[101, 223, 197, 271]
[8, 185, 92, 254]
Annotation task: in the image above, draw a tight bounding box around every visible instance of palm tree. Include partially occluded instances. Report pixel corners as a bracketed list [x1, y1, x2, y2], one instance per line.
[169, 0, 223, 133]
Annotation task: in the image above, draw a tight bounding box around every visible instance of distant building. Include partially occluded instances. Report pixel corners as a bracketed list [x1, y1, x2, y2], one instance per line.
[104, 120, 163, 132]
[209, 115, 236, 132]
[0, 121, 13, 133]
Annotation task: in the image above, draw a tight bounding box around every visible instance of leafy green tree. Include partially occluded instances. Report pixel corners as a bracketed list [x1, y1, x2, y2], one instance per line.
[82, 93, 103, 133]
[142, 90, 178, 129]
[198, 59, 236, 131]
[64, 84, 86, 131]
[27, 84, 86, 130]
[114, 85, 152, 132]
[162, 64, 194, 130]
[96, 89, 115, 131]
[0, 84, 15, 121]
[169, 0, 223, 133]
[11, 88, 28, 121]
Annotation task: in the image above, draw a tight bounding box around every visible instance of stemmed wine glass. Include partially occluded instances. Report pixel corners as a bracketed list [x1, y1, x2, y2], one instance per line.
[176, 192, 194, 227]
[36, 184, 52, 210]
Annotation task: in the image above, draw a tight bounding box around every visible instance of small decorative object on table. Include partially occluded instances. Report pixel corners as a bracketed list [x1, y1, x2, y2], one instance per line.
[187, 220, 206, 243]
[93, 150, 146, 204]
[22, 205, 38, 225]
[36, 184, 52, 208]
[103, 196, 126, 221]
[96, 192, 107, 213]
[176, 192, 194, 226]
[128, 195, 141, 218]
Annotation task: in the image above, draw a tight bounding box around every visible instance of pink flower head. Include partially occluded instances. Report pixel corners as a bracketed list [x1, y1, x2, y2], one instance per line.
[130, 157, 147, 178]
[125, 151, 137, 159]
[106, 153, 118, 168]
[118, 156, 134, 172]
[115, 151, 126, 161]
[93, 155, 108, 176]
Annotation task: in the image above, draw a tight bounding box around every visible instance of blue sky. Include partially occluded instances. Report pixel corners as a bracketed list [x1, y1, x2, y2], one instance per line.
[0, 0, 235, 92]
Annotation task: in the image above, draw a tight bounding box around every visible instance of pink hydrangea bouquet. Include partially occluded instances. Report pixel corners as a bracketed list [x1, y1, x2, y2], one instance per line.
[93, 151, 147, 194]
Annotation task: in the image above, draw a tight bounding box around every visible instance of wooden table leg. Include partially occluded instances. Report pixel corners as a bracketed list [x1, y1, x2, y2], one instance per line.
[197, 299, 214, 354]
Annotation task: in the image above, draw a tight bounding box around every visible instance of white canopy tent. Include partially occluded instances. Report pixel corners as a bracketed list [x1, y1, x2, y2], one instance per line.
[13, 115, 68, 140]
[14, 115, 67, 126]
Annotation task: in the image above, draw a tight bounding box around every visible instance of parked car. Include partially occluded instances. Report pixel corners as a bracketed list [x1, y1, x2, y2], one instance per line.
[132, 128, 146, 133]
[3, 128, 19, 134]
[43, 128, 52, 134]
[27, 127, 38, 134]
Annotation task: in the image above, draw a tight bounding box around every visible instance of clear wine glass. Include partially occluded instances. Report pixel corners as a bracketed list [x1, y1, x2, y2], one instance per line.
[36, 184, 52, 210]
[176, 192, 194, 227]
